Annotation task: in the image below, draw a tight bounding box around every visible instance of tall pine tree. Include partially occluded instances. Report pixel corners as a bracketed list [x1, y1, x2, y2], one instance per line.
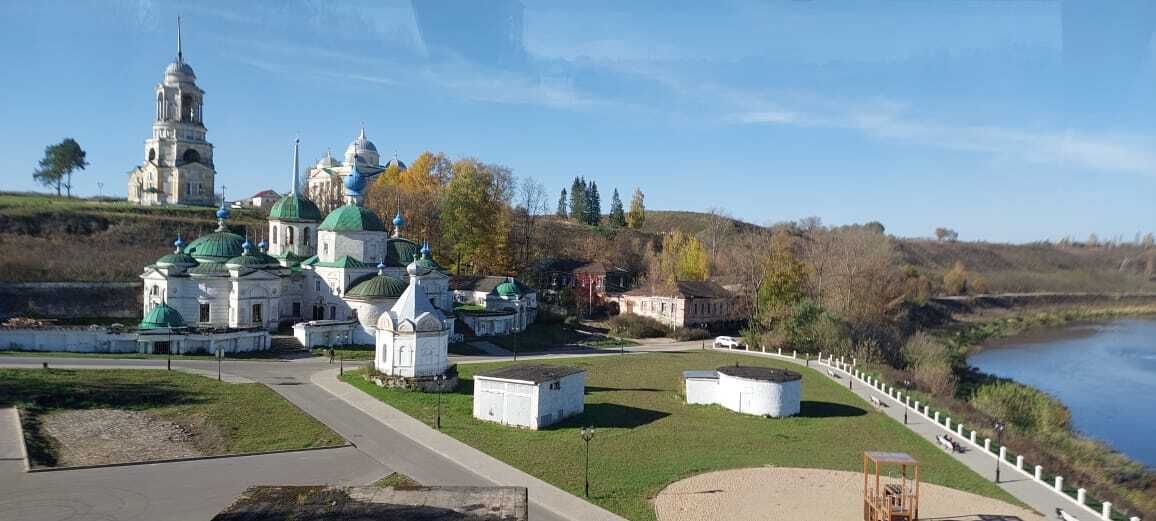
[556, 188, 568, 218]
[608, 188, 626, 227]
[569, 177, 587, 223]
[585, 181, 601, 225]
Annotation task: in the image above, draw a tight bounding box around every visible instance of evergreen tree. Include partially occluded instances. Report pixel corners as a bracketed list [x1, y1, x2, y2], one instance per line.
[585, 181, 601, 225]
[556, 188, 568, 218]
[627, 187, 646, 229]
[608, 188, 626, 227]
[569, 177, 587, 223]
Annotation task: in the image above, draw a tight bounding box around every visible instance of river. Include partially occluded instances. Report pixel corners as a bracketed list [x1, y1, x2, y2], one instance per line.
[968, 318, 1156, 468]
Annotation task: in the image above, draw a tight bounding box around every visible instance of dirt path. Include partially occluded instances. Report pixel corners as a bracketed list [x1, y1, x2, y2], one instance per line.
[37, 409, 204, 466]
[654, 467, 1044, 521]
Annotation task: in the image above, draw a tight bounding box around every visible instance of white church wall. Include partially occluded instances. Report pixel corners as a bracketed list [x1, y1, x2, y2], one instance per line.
[0, 329, 140, 353]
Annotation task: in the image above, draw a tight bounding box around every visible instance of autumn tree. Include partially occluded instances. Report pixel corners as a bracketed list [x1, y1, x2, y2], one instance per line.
[649, 230, 709, 290]
[440, 159, 514, 274]
[365, 151, 452, 253]
[33, 138, 88, 197]
[608, 188, 626, 227]
[627, 187, 646, 229]
[556, 188, 568, 218]
[758, 228, 808, 321]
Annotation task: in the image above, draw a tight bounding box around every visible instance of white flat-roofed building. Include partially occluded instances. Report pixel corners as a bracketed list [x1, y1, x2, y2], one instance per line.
[682, 365, 802, 417]
[473, 364, 586, 430]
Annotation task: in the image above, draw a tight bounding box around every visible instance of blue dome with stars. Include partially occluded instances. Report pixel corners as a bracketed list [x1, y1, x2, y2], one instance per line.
[344, 162, 367, 196]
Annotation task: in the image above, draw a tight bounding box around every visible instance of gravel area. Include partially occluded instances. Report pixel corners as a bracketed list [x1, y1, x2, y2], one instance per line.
[37, 408, 204, 466]
[654, 467, 1045, 521]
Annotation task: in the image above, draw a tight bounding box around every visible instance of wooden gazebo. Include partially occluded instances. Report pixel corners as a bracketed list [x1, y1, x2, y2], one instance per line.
[863, 451, 920, 521]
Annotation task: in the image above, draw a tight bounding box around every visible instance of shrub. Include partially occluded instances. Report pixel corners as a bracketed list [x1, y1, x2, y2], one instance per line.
[901, 332, 959, 396]
[970, 381, 1071, 435]
[672, 327, 710, 341]
[607, 314, 668, 338]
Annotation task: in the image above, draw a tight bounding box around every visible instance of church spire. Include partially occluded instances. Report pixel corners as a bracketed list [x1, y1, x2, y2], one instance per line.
[176, 16, 183, 63]
[291, 137, 300, 196]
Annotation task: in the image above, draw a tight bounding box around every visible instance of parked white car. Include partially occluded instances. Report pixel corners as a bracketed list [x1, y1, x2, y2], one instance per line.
[713, 336, 744, 349]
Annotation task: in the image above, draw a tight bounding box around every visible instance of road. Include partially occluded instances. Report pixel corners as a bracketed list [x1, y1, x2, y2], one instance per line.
[0, 348, 673, 521]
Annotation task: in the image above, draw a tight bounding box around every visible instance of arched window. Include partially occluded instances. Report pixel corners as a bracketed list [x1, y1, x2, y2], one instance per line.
[272, 226, 279, 245]
[148, 148, 156, 162]
[156, 92, 164, 120]
[181, 149, 200, 164]
[287, 227, 295, 245]
[150, 286, 159, 297]
[323, 242, 328, 256]
[181, 94, 194, 122]
[303, 228, 311, 247]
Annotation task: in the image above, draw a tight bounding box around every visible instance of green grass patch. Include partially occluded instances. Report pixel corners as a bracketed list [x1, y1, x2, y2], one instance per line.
[311, 344, 375, 360]
[372, 472, 421, 488]
[341, 352, 1016, 520]
[0, 368, 344, 466]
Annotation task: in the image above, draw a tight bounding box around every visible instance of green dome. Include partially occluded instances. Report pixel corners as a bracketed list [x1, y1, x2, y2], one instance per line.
[416, 256, 442, 271]
[156, 252, 198, 268]
[496, 280, 520, 297]
[319, 204, 386, 232]
[384, 238, 420, 267]
[268, 194, 322, 222]
[139, 302, 185, 330]
[184, 231, 246, 262]
[226, 253, 272, 269]
[188, 262, 230, 276]
[250, 251, 280, 267]
[346, 273, 408, 300]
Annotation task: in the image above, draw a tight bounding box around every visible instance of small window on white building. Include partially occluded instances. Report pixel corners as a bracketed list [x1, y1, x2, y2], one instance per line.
[252, 303, 262, 324]
[199, 303, 210, 323]
[303, 228, 311, 247]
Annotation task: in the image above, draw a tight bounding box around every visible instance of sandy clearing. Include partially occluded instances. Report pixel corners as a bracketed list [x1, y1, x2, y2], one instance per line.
[37, 408, 203, 466]
[654, 467, 1044, 521]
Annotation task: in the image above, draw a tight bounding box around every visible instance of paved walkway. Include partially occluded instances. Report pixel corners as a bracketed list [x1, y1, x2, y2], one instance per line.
[311, 368, 626, 521]
[0, 409, 25, 463]
[713, 347, 1128, 521]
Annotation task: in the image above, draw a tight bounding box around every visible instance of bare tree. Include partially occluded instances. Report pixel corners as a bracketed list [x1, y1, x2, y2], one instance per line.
[703, 206, 735, 258]
[511, 177, 549, 269]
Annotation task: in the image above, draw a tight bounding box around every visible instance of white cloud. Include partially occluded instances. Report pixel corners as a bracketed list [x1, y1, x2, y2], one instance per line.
[734, 103, 1156, 176]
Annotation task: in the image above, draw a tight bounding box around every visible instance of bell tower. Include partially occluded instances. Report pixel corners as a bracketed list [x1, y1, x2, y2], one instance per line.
[128, 17, 216, 206]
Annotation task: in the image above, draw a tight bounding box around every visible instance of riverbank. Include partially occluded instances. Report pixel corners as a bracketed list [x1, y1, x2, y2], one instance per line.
[918, 306, 1156, 519]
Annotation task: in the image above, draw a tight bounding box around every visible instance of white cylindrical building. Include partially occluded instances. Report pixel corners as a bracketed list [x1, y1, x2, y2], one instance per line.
[715, 365, 802, 417]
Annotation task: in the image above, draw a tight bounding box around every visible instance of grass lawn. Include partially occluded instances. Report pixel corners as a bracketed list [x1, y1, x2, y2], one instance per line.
[311, 344, 375, 360]
[487, 323, 638, 353]
[342, 351, 1018, 521]
[0, 368, 344, 466]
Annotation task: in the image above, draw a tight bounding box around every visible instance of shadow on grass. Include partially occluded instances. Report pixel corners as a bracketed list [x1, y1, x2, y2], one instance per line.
[797, 401, 867, 418]
[0, 371, 208, 411]
[545, 403, 670, 430]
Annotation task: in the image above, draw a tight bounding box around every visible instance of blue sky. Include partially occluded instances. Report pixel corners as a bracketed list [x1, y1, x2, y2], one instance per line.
[2, 0, 1155, 243]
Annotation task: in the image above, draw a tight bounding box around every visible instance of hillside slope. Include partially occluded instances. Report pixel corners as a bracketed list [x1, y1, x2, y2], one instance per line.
[2, 194, 1152, 295]
[0, 192, 266, 282]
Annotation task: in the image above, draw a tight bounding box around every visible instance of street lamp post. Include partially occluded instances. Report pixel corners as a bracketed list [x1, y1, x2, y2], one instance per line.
[903, 379, 911, 425]
[580, 426, 595, 498]
[435, 374, 447, 430]
[217, 347, 223, 382]
[994, 421, 1005, 483]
